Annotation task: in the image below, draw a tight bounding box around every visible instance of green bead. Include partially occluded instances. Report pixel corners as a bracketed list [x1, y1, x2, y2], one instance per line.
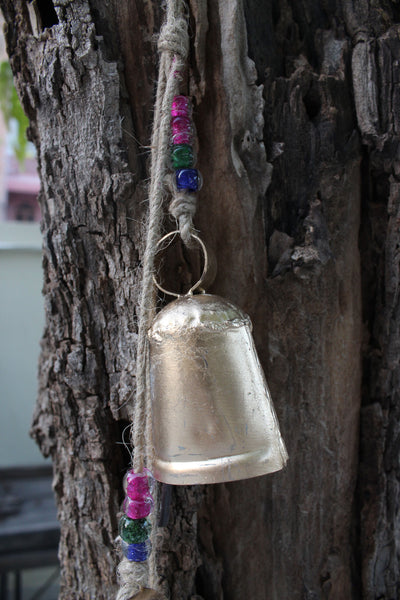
[171, 144, 194, 169]
[119, 516, 151, 544]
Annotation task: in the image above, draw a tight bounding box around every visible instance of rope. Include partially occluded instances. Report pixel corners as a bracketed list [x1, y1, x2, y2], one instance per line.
[116, 1, 189, 598]
[132, 0, 189, 475]
[167, 173, 197, 246]
[116, 561, 148, 600]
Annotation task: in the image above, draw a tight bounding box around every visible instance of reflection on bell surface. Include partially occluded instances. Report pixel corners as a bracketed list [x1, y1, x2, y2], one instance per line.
[148, 293, 288, 485]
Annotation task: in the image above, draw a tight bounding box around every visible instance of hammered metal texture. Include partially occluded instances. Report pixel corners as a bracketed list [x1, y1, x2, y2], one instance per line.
[149, 294, 288, 484]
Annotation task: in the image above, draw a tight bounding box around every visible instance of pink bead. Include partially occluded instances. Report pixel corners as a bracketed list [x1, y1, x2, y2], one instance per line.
[123, 496, 154, 519]
[172, 131, 193, 145]
[124, 469, 152, 500]
[127, 476, 149, 499]
[171, 95, 191, 117]
[171, 116, 192, 135]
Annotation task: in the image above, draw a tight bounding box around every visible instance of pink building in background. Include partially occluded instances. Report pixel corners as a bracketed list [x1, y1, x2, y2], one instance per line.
[4, 155, 41, 222]
[0, 14, 40, 224]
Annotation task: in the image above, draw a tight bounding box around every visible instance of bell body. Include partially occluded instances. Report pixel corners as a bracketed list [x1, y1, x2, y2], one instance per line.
[148, 294, 288, 485]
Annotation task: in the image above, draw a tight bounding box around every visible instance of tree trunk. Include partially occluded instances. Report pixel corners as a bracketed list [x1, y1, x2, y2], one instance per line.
[1, 0, 399, 598]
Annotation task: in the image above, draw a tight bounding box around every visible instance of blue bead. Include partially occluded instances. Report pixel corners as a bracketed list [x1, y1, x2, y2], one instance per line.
[175, 168, 202, 192]
[121, 539, 151, 562]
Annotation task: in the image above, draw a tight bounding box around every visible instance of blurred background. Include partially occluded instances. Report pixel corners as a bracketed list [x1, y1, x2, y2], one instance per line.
[0, 16, 60, 600]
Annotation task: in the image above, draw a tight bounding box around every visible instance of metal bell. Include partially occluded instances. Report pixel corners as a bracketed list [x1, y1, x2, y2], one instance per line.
[148, 293, 288, 485]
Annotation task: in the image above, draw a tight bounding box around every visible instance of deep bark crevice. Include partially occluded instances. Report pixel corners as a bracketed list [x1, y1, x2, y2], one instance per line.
[34, 0, 59, 29]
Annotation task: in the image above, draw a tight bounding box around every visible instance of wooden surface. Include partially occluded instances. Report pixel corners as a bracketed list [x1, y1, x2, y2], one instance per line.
[0, 0, 399, 598]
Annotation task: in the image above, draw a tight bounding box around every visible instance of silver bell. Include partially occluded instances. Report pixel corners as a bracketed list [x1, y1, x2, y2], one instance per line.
[148, 290, 288, 485]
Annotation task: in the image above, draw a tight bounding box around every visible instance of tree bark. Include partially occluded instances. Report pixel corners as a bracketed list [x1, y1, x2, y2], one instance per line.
[1, 0, 399, 599]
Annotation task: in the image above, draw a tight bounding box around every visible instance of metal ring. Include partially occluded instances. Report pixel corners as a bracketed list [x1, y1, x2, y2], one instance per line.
[153, 231, 209, 298]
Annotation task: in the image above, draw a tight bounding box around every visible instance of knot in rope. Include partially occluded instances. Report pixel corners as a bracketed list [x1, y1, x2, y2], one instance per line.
[157, 16, 189, 59]
[169, 192, 197, 245]
[116, 559, 148, 600]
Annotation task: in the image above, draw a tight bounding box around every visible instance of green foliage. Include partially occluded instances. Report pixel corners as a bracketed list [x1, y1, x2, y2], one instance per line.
[0, 60, 30, 167]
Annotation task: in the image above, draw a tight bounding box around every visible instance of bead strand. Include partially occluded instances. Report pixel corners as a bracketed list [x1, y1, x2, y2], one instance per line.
[170, 95, 202, 193]
[118, 469, 154, 562]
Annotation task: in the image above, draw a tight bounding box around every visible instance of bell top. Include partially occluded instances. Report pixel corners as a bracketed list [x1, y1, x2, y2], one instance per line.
[148, 293, 251, 340]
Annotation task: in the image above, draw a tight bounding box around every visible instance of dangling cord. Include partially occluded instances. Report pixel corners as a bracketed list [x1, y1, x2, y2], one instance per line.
[132, 0, 190, 475]
[116, 1, 189, 599]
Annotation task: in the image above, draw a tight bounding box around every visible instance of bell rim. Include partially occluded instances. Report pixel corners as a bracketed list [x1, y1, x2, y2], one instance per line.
[152, 446, 288, 485]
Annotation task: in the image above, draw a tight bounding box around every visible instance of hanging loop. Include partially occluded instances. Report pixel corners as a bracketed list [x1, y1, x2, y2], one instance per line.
[153, 230, 215, 297]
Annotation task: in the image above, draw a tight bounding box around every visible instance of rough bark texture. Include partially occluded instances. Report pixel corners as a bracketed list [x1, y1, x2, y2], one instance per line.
[1, 0, 399, 599]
